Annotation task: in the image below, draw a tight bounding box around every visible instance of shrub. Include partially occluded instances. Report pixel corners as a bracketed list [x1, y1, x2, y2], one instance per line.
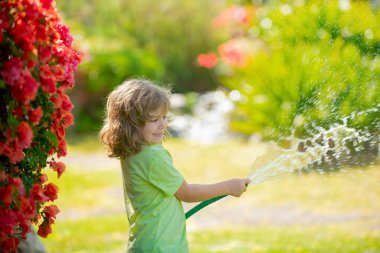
[56, 0, 224, 133]
[0, 0, 81, 250]
[199, 1, 380, 141]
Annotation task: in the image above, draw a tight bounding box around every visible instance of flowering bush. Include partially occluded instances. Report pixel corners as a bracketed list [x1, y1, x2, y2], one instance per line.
[0, 0, 81, 251]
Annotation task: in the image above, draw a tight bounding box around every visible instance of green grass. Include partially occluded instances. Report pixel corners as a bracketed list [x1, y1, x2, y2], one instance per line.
[40, 215, 128, 252]
[189, 226, 380, 253]
[40, 137, 380, 253]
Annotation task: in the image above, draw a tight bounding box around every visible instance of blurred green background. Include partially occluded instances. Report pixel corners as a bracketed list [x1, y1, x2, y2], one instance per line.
[57, 0, 380, 139]
[57, 0, 224, 132]
[43, 0, 380, 252]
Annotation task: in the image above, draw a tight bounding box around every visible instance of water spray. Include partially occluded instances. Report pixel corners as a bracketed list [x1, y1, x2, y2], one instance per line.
[185, 105, 380, 219]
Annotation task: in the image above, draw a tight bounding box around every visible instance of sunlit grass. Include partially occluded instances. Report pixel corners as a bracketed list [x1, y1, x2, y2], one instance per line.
[40, 137, 380, 252]
[46, 167, 123, 210]
[65, 133, 105, 154]
[41, 215, 128, 253]
[189, 226, 380, 253]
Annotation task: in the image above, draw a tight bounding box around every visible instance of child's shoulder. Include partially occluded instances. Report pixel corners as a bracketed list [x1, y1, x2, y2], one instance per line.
[136, 144, 168, 158]
[127, 144, 171, 166]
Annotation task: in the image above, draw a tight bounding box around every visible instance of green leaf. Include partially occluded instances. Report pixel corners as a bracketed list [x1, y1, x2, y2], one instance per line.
[45, 131, 58, 148]
[0, 79, 5, 89]
[7, 116, 19, 129]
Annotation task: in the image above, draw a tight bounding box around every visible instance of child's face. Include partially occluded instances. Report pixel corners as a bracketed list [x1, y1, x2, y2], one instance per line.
[142, 106, 168, 145]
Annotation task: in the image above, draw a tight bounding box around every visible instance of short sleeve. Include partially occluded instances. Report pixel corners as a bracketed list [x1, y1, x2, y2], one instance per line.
[148, 149, 184, 197]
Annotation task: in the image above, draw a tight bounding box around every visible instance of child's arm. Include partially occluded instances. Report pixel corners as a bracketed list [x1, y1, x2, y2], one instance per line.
[174, 178, 250, 203]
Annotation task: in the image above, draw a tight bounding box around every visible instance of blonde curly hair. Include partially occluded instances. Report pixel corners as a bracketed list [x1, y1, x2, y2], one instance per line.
[99, 79, 171, 159]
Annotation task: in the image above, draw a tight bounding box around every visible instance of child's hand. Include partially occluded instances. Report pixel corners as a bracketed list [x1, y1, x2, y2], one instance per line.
[228, 178, 251, 197]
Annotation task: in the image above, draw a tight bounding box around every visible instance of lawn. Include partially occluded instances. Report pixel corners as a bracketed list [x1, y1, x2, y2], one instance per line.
[40, 136, 380, 252]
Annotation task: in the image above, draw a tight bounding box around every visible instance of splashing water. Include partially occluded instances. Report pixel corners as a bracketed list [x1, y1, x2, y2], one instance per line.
[185, 105, 379, 220]
[248, 106, 380, 185]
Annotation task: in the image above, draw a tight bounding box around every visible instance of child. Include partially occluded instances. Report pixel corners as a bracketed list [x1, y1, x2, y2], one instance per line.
[100, 78, 250, 252]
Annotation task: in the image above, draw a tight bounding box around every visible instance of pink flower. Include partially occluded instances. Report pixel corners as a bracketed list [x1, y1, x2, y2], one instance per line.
[218, 39, 248, 66]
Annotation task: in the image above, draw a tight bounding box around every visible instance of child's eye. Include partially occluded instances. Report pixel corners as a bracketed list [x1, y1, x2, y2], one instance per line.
[148, 115, 168, 122]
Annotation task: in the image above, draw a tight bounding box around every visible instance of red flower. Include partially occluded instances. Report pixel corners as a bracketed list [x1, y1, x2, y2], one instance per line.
[0, 186, 13, 206]
[43, 183, 58, 201]
[19, 196, 36, 220]
[0, 209, 18, 235]
[0, 12, 10, 43]
[1, 236, 19, 251]
[11, 18, 35, 44]
[17, 221, 31, 239]
[62, 113, 74, 128]
[39, 47, 53, 64]
[40, 64, 57, 93]
[12, 106, 24, 120]
[44, 205, 60, 219]
[50, 94, 62, 108]
[51, 65, 65, 80]
[37, 223, 52, 238]
[0, 58, 23, 86]
[51, 121, 65, 139]
[10, 69, 39, 103]
[29, 106, 44, 125]
[57, 139, 67, 157]
[40, 0, 54, 9]
[0, 0, 81, 248]
[197, 52, 218, 69]
[55, 22, 73, 47]
[60, 93, 74, 112]
[4, 145, 25, 165]
[0, 171, 6, 182]
[50, 161, 65, 178]
[30, 184, 46, 202]
[36, 22, 49, 42]
[16, 122, 33, 150]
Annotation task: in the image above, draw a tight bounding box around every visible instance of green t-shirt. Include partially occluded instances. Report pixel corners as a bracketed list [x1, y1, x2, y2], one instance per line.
[120, 144, 188, 253]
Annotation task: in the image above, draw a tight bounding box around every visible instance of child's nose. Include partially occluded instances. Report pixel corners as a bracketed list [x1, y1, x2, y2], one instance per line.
[159, 119, 167, 129]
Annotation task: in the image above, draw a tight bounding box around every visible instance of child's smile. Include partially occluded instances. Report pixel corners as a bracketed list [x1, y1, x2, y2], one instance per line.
[142, 106, 168, 144]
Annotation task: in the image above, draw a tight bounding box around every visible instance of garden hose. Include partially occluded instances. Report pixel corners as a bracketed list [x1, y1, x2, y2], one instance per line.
[185, 195, 227, 219]
[185, 184, 249, 219]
